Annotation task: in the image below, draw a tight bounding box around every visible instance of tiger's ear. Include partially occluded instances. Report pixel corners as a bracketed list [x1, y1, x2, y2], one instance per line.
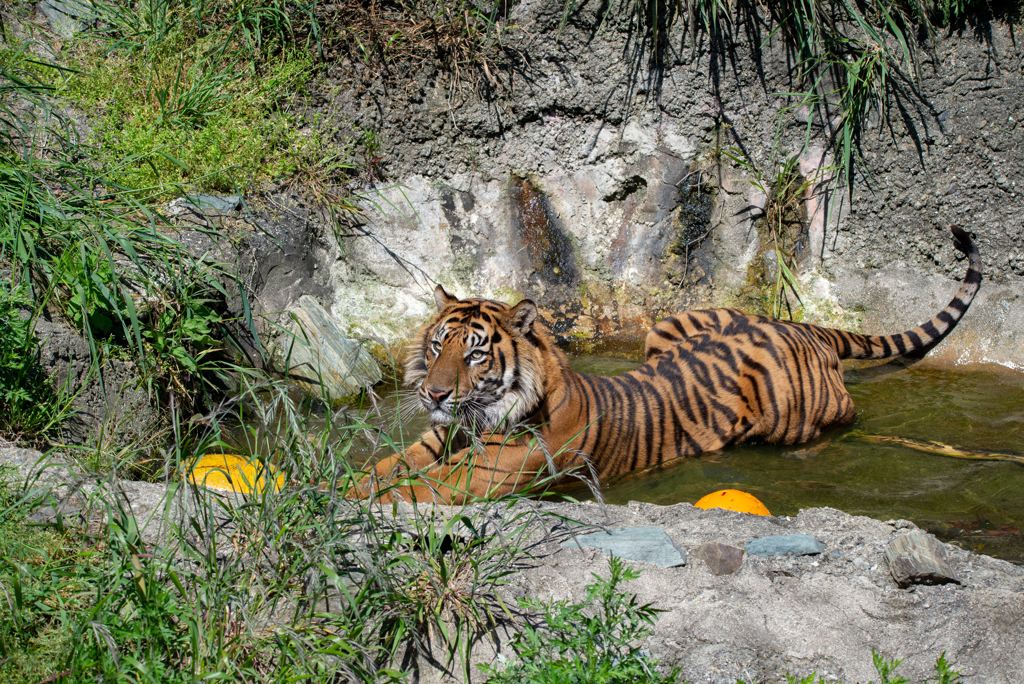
[433, 284, 457, 311]
[508, 299, 538, 335]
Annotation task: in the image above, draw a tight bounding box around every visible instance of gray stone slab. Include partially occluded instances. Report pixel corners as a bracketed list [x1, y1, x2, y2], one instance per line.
[185, 193, 242, 215]
[745, 534, 824, 557]
[273, 295, 383, 400]
[561, 526, 686, 568]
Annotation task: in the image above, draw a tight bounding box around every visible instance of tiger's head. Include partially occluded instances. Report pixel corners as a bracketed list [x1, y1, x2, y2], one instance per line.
[404, 285, 546, 432]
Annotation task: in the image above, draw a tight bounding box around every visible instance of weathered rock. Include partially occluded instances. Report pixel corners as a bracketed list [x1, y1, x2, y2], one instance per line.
[1, 447, 213, 544]
[38, 0, 94, 38]
[884, 530, 961, 589]
[695, 542, 744, 575]
[4, 453, 1024, 684]
[297, 0, 1024, 373]
[166, 194, 243, 228]
[159, 192, 338, 366]
[492, 502, 1024, 684]
[745, 533, 824, 557]
[272, 295, 382, 400]
[33, 318, 159, 444]
[561, 526, 687, 568]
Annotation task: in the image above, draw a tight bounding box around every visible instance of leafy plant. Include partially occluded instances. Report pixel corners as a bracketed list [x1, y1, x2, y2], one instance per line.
[0, 285, 77, 439]
[781, 650, 964, 684]
[480, 555, 681, 684]
[928, 652, 964, 684]
[0, 39, 258, 415]
[724, 150, 816, 319]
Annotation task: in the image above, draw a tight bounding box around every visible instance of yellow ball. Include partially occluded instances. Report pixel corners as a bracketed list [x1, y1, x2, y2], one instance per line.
[187, 454, 284, 494]
[694, 489, 771, 516]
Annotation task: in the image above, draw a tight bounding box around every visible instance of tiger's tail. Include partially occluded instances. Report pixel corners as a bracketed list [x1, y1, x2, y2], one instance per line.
[819, 226, 981, 360]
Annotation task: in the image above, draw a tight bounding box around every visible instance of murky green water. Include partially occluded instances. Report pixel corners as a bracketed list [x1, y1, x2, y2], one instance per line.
[584, 356, 1024, 563]
[355, 355, 1024, 563]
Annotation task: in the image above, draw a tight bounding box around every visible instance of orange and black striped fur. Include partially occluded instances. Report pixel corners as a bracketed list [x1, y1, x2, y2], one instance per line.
[357, 226, 981, 503]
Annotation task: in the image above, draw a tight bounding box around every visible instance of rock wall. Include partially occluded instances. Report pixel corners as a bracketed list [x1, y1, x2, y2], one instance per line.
[273, 0, 1024, 371]
[34, 319, 158, 444]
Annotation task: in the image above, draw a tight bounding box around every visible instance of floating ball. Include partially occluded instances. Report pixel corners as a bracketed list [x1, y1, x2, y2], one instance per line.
[187, 454, 284, 494]
[694, 489, 771, 516]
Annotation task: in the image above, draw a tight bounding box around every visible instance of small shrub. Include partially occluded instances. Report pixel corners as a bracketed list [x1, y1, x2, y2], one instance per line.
[480, 555, 681, 684]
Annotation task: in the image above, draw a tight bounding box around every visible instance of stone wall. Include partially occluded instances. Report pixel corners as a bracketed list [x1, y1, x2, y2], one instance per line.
[272, 0, 1024, 371]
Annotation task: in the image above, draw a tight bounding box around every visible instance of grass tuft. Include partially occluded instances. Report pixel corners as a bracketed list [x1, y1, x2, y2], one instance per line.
[480, 555, 681, 684]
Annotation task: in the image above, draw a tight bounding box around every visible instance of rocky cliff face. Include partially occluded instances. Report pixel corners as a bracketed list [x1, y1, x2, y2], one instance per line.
[263, 0, 1022, 369]
[266, 0, 1019, 369]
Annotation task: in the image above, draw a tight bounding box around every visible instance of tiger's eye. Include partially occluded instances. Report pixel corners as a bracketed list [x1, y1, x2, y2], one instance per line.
[469, 350, 485, 361]
[430, 340, 442, 354]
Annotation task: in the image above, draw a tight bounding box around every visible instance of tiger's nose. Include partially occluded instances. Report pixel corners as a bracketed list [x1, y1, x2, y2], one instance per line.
[426, 388, 451, 404]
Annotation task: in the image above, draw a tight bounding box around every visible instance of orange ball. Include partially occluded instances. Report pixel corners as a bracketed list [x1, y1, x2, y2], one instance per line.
[694, 489, 771, 516]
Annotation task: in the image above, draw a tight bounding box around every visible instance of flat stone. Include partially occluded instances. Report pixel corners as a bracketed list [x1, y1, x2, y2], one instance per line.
[273, 295, 382, 400]
[883, 530, 961, 588]
[745, 534, 824, 557]
[562, 526, 687, 568]
[166, 194, 242, 228]
[39, 0, 94, 38]
[696, 542, 744, 575]
[185, 193, 242, 215]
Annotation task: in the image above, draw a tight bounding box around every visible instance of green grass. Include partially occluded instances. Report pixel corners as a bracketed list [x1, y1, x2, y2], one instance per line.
[0, 33, 267, 418]
[0, 466, 84, 682]
[55, 0, 329, 193]
[54, 0, 515, 194]
[59, 42, 324, 193]
[480, 555, 681, 684]
[0, 375, 554, 682]
[0, 285, 78, 440]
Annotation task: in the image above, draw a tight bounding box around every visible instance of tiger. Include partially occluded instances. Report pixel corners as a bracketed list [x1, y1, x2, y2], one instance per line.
[353, 226, 981, 504]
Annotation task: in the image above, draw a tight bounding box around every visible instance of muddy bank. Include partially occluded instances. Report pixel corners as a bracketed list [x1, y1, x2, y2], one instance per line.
[5, 447, 1021, 684]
